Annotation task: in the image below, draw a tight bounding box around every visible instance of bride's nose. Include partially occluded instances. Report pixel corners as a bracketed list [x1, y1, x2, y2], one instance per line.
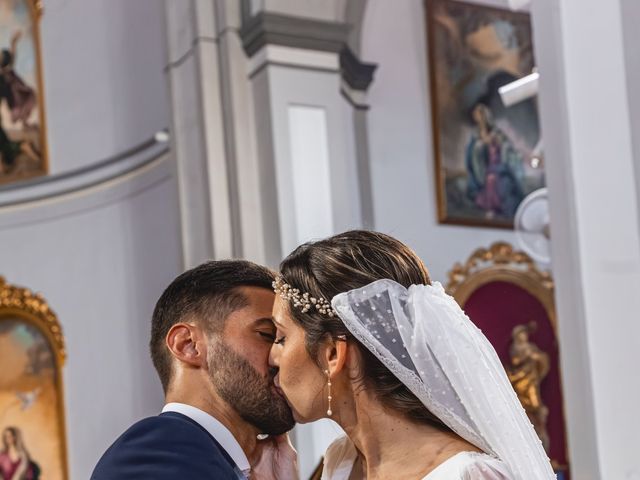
[268, 343, 280, 368]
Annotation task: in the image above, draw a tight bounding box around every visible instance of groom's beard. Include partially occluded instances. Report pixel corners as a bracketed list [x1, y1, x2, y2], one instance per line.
[207, 340, 295, 435]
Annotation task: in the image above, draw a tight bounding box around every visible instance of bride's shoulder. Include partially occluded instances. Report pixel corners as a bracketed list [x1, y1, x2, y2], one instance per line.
[325, 435, 353, 456]
[324, 435, 356, 465]
[427, 452, 513, 480]
[322, 435, 357, 480]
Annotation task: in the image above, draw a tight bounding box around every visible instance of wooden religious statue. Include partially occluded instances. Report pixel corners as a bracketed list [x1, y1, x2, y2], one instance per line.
[507, 322, 551, 452]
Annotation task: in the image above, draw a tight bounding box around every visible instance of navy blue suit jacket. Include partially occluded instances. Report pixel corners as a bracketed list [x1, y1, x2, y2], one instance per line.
[91, 412, 242, 479]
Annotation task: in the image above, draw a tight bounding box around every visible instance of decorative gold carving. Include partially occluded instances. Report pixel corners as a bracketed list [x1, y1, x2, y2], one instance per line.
[32, 0, 44, 18]
[0, 276, 65, 363]
[446, 242, 556, 330]
[0, 276, 68, 479]
[507, 322, 551, 453]
[448, 242, 553, 292]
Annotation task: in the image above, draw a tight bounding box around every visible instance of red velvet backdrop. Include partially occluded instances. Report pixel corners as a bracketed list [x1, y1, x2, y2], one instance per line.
[463, 281, 569, 474]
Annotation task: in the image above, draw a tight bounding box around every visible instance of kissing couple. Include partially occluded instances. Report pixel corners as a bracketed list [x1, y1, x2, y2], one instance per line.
[92, 230, 556, 479]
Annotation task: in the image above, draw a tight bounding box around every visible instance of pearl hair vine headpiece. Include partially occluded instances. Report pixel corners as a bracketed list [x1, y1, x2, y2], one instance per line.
[272, 277, 336, 317]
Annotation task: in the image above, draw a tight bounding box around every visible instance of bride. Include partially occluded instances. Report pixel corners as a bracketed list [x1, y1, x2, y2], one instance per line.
[253, 230, 555, 480]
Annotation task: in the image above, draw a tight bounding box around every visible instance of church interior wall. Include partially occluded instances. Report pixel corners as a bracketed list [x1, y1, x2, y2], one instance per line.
[0, 1, 180, 477]
[361, 0, 522, 283]
[0, 0, 638, 478]
[41, 0, 169, 174]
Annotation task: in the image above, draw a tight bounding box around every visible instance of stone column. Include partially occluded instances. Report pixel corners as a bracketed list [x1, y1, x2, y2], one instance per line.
[532, 0, 640, 477]
[241, 10, 376, 265]
[164, 0, 235, 267]
[340, 47, 377, 228]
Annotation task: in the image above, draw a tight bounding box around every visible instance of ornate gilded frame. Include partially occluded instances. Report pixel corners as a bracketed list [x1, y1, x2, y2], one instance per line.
[425, 0, 541, 229]
[446, 242, 556, 329]
[0, 276, 68, 479]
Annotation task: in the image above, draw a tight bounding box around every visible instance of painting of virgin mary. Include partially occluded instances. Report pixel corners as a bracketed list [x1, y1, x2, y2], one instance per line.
[0, 317, 66, 480]
[427, 0, 545, 227]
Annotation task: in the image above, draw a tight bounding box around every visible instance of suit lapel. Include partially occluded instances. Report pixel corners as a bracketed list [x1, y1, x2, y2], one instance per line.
[159, 411, 245, 477]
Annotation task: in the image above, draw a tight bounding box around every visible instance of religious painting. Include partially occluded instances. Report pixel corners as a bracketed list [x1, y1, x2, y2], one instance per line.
[0, 0, 47, 186]
[426, 0, 545, 228]
[0, 278, 67, 480]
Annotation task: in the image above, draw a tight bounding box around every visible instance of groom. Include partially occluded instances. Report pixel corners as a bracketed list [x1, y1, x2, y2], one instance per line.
[91, 260, 295, 479]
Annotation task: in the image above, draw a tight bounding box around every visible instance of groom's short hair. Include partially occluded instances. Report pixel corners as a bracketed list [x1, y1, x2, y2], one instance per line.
[150, 260, 275, 393]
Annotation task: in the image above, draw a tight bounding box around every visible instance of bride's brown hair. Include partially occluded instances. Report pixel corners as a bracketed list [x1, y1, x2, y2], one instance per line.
[278, 230, 450, 429]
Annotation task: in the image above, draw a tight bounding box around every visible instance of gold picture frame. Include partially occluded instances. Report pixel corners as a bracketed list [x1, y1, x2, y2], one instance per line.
[446, 241, 555, 324]
[426, 0, 545, 228]
[0, 0, 49, 185]
[0, 277, 68, 480]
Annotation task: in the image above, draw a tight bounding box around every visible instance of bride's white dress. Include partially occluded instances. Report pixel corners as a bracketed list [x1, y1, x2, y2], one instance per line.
[321, 436, 512, 480]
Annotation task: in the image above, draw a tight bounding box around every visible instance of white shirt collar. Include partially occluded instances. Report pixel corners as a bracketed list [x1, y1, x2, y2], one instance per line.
[162, 402, 251, 474]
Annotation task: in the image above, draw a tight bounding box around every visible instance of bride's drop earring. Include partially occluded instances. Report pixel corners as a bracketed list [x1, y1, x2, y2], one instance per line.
[325, 369, 333, 416]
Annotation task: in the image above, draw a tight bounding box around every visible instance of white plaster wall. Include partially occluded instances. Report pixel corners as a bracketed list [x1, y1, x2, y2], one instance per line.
[0, 160, 182, 478]
[0, 3, 179, 476]
[531, 0, 640, 476]
[262, 63, 362, 258]
[287, 105, 335, 243]
[42, 0, 169, 174]
[361, 0, 520, 282]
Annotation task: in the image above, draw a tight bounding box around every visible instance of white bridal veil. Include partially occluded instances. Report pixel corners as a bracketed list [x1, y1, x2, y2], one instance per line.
[331, 279, 556, 480]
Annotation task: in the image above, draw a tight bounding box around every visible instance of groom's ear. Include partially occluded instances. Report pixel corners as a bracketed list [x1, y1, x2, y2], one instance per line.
[166, 323, 206, 368]
[323, 337, 348, 375]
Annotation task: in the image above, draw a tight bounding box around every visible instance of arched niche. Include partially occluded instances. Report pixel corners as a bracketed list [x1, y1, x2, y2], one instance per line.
[447, 242, 569, 478]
